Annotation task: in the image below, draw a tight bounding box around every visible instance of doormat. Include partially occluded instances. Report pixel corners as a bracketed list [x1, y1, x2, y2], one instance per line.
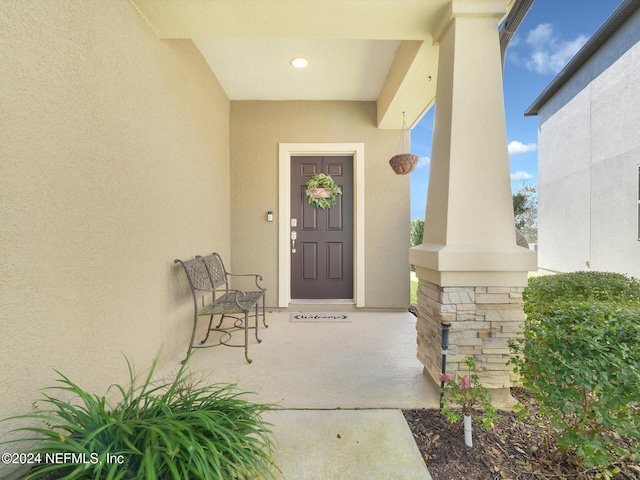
[289, 313, 351, 323]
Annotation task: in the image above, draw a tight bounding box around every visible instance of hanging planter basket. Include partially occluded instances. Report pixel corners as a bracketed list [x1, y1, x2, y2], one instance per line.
[389, 153, 419, 175]
[389, 112, 419, 175]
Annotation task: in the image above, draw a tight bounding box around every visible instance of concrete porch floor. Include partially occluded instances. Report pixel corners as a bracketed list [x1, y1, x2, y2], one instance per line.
[158, 310, 438, 479]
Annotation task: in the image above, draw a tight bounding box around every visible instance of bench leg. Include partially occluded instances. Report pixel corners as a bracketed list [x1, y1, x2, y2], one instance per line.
[182, 312, 199, 364]
[201, 314, 216, 344]
[261, 295, 268, 328]
[254, 302, 262, 343]
[244, 311, 252, 364]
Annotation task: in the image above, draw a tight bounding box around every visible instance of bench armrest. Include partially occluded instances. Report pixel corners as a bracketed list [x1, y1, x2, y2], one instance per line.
[226, 272, 266, 291]
[194, 286, 245, 296]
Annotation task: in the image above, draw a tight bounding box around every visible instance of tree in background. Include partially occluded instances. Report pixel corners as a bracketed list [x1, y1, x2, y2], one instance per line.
[512, 184, 538, 243]
[410, 184, 538, 248]
[410, 219, 424, 247]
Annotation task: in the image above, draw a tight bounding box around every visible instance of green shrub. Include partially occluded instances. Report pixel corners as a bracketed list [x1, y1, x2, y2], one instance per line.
[1, 358, 277, 480]
[524, 271, 640, 317]
[510, 271, 640, 471]
[440, 357, 497, 431]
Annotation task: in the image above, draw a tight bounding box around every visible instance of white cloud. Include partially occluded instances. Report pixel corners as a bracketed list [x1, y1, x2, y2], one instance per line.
[416, 156, 430, 168]
[511, 171, 534, 181]
[526, 23, 554, 47]
[508, 141, 537, 155]
[516, 23, 588, 75]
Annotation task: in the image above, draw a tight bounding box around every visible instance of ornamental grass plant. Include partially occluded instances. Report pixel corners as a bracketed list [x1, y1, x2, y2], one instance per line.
[510, 271, 640, 475]
[1, 357, 277, 480]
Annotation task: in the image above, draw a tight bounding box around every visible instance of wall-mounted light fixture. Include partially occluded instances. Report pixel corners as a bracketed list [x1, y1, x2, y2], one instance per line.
[267, 211, 273, 222]
[290, 57, 309, 68]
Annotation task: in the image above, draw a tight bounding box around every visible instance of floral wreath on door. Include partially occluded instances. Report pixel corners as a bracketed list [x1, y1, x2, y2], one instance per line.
[304, 173, 342, 209]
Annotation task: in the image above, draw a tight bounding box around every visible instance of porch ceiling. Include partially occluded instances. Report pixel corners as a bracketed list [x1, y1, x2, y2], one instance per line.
[129, 0, 464, 129]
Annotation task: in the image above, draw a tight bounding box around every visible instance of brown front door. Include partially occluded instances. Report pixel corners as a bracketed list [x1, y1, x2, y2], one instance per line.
[291, 156, 353, 299]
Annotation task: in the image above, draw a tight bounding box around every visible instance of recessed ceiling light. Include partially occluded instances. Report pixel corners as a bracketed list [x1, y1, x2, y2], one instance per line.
[290, 57, 309, 69]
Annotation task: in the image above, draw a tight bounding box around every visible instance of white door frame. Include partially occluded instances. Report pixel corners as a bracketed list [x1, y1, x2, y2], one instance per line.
[278, 143, 365, 308]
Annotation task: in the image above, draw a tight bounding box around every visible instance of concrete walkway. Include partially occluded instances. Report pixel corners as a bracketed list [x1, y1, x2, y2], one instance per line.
[159, 311, 437, 479]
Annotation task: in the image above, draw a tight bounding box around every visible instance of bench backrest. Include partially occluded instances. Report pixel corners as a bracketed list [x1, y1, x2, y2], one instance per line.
[198, 253, 229, 290]
[174, 257, 213, 301]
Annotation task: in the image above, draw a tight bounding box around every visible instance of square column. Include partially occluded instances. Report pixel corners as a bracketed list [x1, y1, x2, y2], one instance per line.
[415, 280, 525, 404]
[409, 0, 537, 403]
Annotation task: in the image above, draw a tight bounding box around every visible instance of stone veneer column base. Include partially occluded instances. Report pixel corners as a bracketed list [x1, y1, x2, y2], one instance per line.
[416, 279, 524, 406]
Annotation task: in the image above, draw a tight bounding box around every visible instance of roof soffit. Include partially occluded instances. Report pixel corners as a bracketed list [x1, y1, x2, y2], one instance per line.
[130, 0, 511, 129]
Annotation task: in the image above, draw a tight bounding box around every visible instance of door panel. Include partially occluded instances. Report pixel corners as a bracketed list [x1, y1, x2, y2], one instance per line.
[302, 243, 317, 280]
[327, 243, 344, 281]
[291, 155, 353, 299]
[301, 186, 318, 230]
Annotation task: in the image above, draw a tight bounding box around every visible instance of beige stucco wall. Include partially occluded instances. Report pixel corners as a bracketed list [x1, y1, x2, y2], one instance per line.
[0, 0, 230, 443]
[230, 101, 410, 309]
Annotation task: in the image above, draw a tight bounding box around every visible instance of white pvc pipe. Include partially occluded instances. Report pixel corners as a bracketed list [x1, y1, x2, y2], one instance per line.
[464, 415, 473, 447]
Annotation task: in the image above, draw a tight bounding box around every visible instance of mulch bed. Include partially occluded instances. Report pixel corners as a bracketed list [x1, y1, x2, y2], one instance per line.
[403, 389, 640, 480]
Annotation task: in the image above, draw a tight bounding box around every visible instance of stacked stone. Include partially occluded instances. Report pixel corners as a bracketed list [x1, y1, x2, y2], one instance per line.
[416, 279, 524, 389]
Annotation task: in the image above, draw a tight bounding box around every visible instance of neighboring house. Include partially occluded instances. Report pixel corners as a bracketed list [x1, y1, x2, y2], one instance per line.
[1, 0, 535, 440]
[525, 0, 640, 279]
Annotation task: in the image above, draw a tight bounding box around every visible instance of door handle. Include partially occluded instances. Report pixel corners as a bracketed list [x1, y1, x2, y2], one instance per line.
[291, 231, 297, 253]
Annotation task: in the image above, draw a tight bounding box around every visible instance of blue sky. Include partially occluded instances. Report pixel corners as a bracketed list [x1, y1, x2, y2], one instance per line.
[410, 0, 622, 220]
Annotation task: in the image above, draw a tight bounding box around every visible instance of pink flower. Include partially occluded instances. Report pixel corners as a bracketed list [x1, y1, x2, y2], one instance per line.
[460, 376, 471, 388]
[438, 372, 452, 384]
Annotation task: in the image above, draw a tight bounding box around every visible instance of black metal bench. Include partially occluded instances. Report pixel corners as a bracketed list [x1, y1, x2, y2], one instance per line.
[174, 252, 267, 363]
